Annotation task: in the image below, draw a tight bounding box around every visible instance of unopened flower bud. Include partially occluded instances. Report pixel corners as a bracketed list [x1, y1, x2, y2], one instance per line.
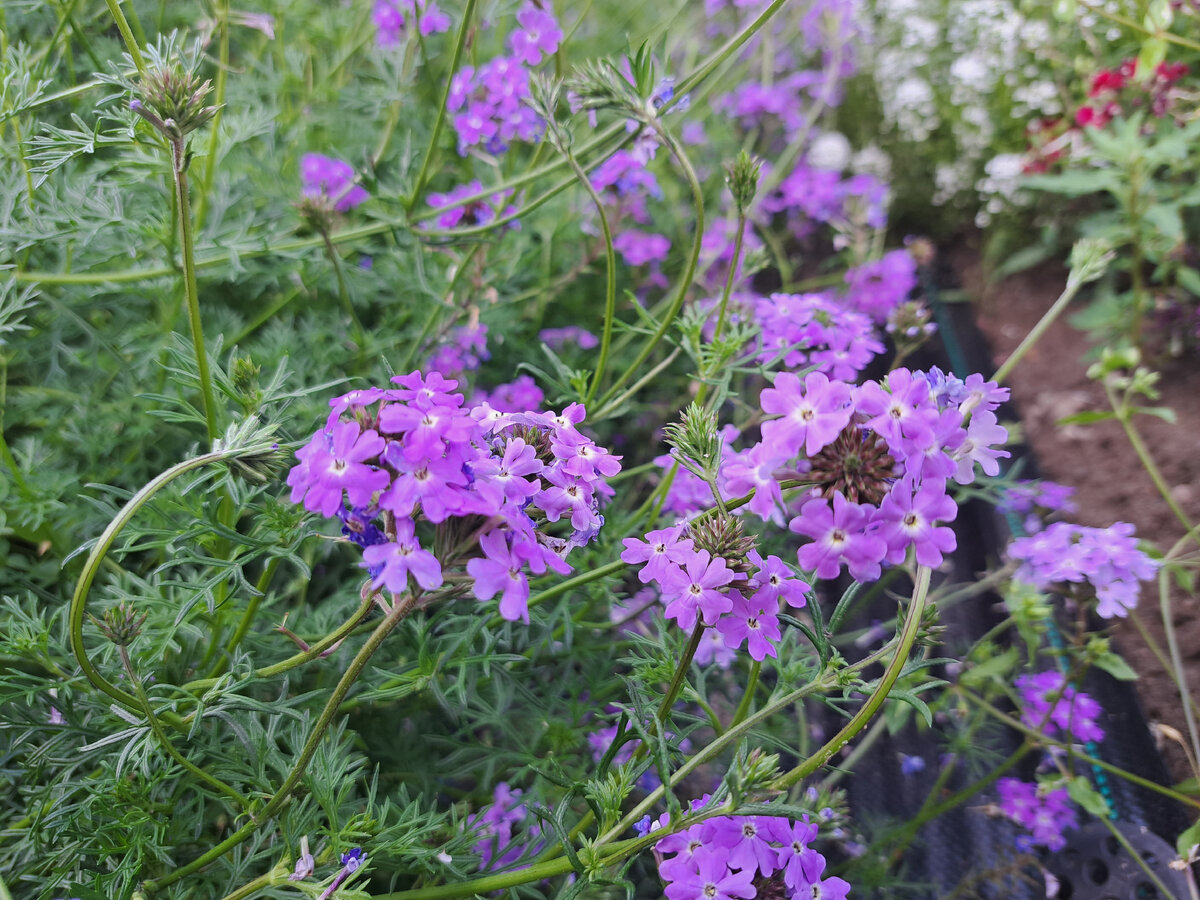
[725, 151, 762, 216]
[90, 602, 148, 647]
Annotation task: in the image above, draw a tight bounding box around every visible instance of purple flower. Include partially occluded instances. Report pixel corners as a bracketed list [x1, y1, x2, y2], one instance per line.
[509, 4, 562, 66]
[362, 519, 444, 592]
[613, 229, 671, 266]
[996, 778, 1077, 851]
[875, 477, 958, 567]
[373, 0, 450, 44]
[665, 848, 756, 900]
[538, 326, 599, 350]
[287, 421, 390, 517]
[659, 549, 737, 629]
[716, 591, 781, 660]
[760, 371, 854, 459]
[1016, 671, 1105, 744]
[790, 491, 887, 582]
[300, 154, 369, 212]
[621, 526, 696, 584]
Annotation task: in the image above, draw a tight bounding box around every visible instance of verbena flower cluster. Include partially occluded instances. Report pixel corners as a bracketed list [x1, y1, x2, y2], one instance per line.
[1016, 671, 1104, 744]
[446, 5, 562, 154]
[1007, 521, 1160, 618]
[995, 778, 1078, 852]
[287, 372, 620, 622]
[300, 153, 369, 212]
[651, 802, 850, 900]
[470, 782, 545, 871]
[621, 530, 811, 661]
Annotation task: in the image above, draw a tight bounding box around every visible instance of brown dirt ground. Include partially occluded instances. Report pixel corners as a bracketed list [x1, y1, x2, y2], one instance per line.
[953, 239, 1200, 781]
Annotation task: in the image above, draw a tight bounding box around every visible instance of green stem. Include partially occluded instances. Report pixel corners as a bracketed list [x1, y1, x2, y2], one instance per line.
[561, 150, 616, 408]
[729, 659, 762, 729]
[406, 0, 478, 214]
[595, 121, 704, 411]
[657, 622, 706, 721]
[182, 592, 374, 694]
[771, 565, 931, 789]
[990, 276, 1087, 386]
[321, 230, 366, 344]
[959, 687, 1200, 810]
[171, 139, 219, 443]
[1159, 567, 1200, 771]
[119, 645, 248, 808]
[104, 0, 146, 75]
[712, 208, 746, 343]
[143, 591, 420, 894]
[1105, 377, 1199, 547]
[68, 446, 270, 731]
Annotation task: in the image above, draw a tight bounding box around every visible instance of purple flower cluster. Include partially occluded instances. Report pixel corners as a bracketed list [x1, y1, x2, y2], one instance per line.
[621, 525, 810, 660]
[652, 807, 849, 900]
[1007, 521, 1159, 618]
[590, 150, 661, 224]
[286, 372, 620, 622]
[841, 250, 918, 322]
[473, 375, 545, 413]
[425, 322, 489, 380]
[470, 782, 544, 870]
[373, 0, 450, 45]
[1016, 671, 1105, 744]
[446, 5, 561, 155]
[995, 778, 1078, 851]
[762, 164, 889, 235]
[998, 479, 1077, 534]
[426, 180, 519, 230]
[539, 326, 599, 351]
[300, 154, 368, 212]
[751, 292, 885, 381]
[750, 368, 1008, 581]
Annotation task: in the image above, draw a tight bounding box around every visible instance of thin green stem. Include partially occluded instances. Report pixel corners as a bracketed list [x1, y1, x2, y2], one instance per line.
[1159, 567, 1200, 770]
[712, 208, 746, 343]
[321, 230, 366, 344]
[119, 645, 248, 808]
[406, 0, 477, 214]
[959, 687, 1200, 810]
[1076, 0, 1200, 53]
[1105, 377, 1199, 547]
[182, 592, 375, 694]
[658, 622, 707, 721]
[990, 277, 1087, 385]
[730, 659, 762, 729]
[104, 0, 146, 75]
[68, 446, 271, 731]
[771, 565, 932, 789]
[595, 122, 704, 411]
[143, 591, 420, 893]
[171, 140, 219, 443]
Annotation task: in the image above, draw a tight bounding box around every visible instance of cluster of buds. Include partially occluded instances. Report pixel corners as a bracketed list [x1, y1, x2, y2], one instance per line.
[131, 65, 219, 144]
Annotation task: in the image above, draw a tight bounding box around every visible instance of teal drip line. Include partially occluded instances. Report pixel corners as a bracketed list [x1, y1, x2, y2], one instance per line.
[921, 265, 1118, 821]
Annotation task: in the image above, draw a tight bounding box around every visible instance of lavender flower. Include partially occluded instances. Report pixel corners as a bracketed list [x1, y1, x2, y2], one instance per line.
[300, 154, 369, 212]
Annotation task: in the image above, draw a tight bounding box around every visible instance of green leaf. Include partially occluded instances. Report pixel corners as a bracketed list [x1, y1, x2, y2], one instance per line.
[961, 647, 1020, 689]
[1137, 36, 1168, 79]
[1057, 410, 1117, 426]
[1133, 405, 1177, 424]
[1176, 817, 1200, 860]
[1177, 267, 1200, 298]
[1093, 650, 1138, 682]
[1067, 776, 1112, 818]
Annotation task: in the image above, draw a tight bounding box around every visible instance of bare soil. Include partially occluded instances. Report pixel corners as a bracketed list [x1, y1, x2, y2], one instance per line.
[954, 238, 1200, 781]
